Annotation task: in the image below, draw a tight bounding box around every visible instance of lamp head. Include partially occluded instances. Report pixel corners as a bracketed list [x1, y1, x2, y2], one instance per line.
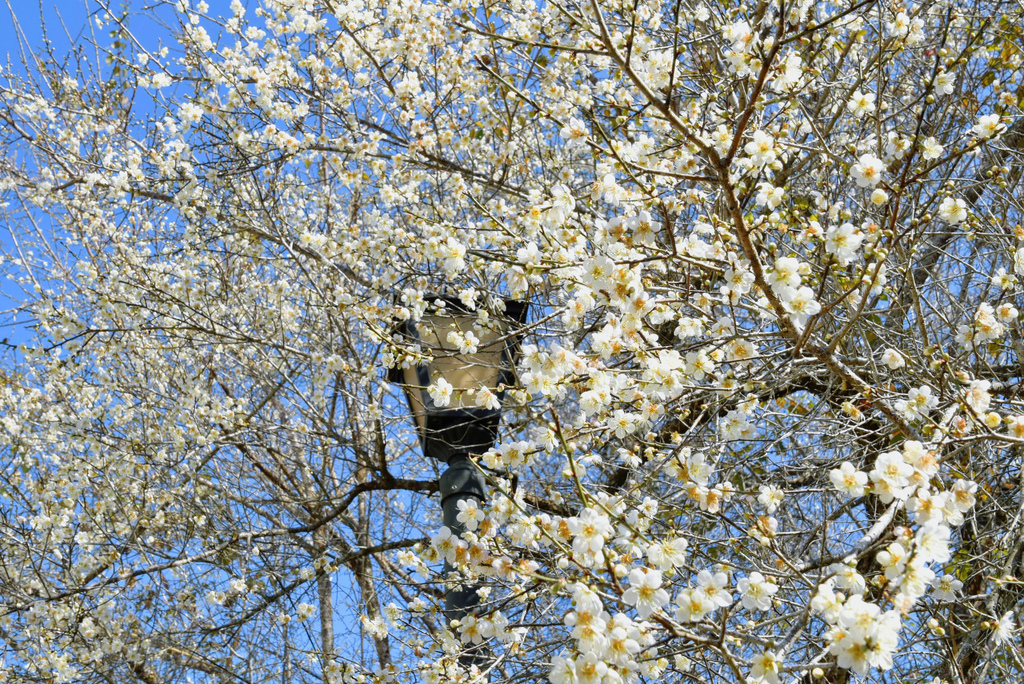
[388, 295, 528, 462]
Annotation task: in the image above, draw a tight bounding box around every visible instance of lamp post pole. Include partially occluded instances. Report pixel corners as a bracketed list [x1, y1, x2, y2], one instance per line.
[439, 452, 487, 621]
[388, 296, 527, 670]
[421, 406, 503, 649]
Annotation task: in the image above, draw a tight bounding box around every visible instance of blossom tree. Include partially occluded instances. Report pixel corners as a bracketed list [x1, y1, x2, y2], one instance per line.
[1, 0, 1023, 683]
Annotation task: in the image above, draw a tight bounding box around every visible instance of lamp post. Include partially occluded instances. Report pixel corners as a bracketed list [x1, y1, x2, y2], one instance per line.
[388, 295, 528, 665]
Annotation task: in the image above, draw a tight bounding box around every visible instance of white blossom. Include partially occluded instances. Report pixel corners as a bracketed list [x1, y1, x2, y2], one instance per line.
[881, 348, 905, 369]
[973, 114, 1004, 139]
[738, 572, 778, 611]
[622, 568, 669, 618]
[938, 197, 968, 224]
[850, 154, 885, 187]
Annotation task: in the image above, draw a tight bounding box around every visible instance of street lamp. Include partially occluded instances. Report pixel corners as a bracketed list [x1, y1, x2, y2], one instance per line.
[388, 295, 528, 657]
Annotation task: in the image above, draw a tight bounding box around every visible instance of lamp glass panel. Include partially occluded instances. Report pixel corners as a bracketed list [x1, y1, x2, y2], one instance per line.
[417, 313, 507, 409]
[401, 365, 428, 433]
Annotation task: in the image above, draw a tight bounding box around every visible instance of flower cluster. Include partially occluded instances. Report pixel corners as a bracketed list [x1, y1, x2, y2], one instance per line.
[822, 440, 979, 674]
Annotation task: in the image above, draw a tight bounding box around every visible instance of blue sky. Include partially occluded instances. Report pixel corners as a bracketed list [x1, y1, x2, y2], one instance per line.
[2, 0, 98, 71]
[0, 0, 178, 346]
[0, 0, 190, 60]
[1, 1, 98, 345]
